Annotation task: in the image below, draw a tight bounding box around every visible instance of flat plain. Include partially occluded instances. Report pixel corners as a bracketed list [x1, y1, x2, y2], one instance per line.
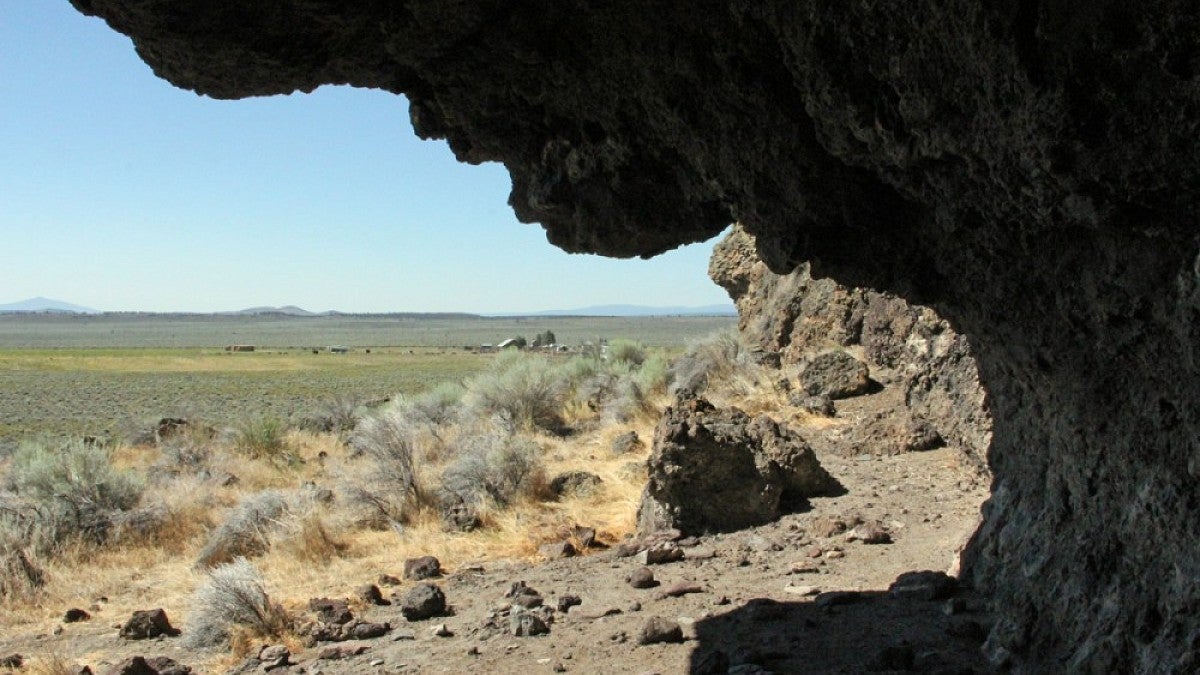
[0, 313, 735, 450]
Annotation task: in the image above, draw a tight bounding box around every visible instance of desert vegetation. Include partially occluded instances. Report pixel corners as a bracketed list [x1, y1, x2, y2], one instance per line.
[0, 331, 761, 665]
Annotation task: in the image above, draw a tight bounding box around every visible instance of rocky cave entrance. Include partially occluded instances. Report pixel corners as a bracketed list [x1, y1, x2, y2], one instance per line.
[67, 2, 1200, 671]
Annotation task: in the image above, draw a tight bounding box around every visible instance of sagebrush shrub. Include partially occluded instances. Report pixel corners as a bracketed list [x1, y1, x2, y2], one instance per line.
[669, 329, 745, 397]
[462, 352, 565, 432]
[343, 409, 428, 526]
[404, 381, 464, 428]
[298, 395, 362, 434]
[230, 417, 292, 461]
[1, 438, 143, 552]
[194, 491, 288, 569]
[608, 339, 647, 367]
[0, 525, 44, 600]
[184, 558, 289, 649]
[442, 432, 547, 507]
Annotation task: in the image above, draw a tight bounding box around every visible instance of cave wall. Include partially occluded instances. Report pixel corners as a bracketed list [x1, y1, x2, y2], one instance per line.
[69, 1, 1200, 671]
[709, 225, 991, 474]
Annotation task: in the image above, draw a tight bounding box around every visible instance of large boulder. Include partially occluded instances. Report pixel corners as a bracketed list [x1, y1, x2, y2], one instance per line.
[637, 399, 838, 536]
[798, 351, 871, 399]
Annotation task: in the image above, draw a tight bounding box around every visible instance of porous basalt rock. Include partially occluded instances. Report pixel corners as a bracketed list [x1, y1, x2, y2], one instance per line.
[67, 2, 1200, 670]
[638, 399, 838, 535]
[710, 226, 989, 471]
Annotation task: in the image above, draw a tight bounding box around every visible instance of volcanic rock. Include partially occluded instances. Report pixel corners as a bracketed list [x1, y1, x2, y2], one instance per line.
[638, 399, 838, 535]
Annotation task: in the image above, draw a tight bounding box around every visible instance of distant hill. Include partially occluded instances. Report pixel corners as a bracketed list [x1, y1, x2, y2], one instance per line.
[228, 305, 319, 316]
[0, 297, 99, 314]
[494, 304, 738, 317]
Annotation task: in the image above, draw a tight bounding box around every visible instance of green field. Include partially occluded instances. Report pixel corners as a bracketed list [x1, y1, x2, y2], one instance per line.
[0, 314, 735, 451]
[0, 313, 735, 349]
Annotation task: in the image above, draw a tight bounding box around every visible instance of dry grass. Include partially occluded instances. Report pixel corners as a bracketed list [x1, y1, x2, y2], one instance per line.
[17, 654, 76, 675]
[0, 346, 701, 668]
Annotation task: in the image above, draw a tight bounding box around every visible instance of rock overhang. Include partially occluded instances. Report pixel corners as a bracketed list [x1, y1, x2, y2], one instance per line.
[64, 1, 1200, 671]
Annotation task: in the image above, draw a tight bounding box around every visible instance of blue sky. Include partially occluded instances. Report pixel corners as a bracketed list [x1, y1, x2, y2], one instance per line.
[0, 4, 732, 314]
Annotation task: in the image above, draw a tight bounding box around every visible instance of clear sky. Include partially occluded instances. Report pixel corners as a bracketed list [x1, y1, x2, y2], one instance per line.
[0, 4, 732, 314]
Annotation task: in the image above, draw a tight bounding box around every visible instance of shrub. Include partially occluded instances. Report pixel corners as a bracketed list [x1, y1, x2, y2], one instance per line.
[602, 377, 655, 423]
[669, 329, 745, 397]
[184, 558, 289, 649]
[157, 428, 213, 472]
[230, 417, 292, 461]
[399, 381, 464, 433]
[2, 438, 143, 552]
[343, 409, 428, 526]
[0, 526, 44, 600]
[442, 432, 548, 507]
[462, 353, 564, 432]
[608, 339, 647, 367]
[297, 395, 362, 435]
[194, 491, 288, 569]
[635, 351, 673, 395]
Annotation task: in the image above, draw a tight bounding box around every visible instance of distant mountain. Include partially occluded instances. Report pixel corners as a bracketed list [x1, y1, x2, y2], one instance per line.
[0, 297, 99, 314]
[229, 305, 317, 316]
[494, 303, 738, 317]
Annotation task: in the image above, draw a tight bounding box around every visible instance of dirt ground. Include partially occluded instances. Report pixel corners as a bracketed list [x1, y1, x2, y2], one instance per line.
[0, 379, 993, 674]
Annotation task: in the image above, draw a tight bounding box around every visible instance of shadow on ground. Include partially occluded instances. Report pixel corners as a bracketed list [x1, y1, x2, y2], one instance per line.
[687, 574, 995, 674]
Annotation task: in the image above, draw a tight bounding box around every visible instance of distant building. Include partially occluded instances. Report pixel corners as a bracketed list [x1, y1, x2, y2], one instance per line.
[224, 345, 255, 352]
[496, 338, 521, 350]
[327, 345, 350, 354]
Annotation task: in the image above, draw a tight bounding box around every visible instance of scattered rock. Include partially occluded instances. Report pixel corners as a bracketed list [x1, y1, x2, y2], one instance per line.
[432, 623, 454, 637]
[790, 393, 836, 416]
[68, 666, 93, 675]
[511, 611, 550, 637]
[549, 471, 603, 498]
[798, 351, 871, 399]
[849, 411, 944, 456]
[357, 583, 390, 606]
[660, 582, 704, 598]
[118, 609, 180, 640]
[571, 525, 598, 549]
[255, 646, 289, 671]
[63, 607, 91, 623]
[441, 500, 482, 532]
[637, 617, 684, 645]
[317, 645, 369, 660]
[400, 583, 447, 621]
[104, 657, 157, 675]
[556, 595, 583, 613]
[638, 400, 839, 536]
[611, 430, 643, 455]
[636, 542, 684, 565]
[783, 585, 820, 596]
[539, 540, 577, 559]
[378, 574, 402, 586]
[810, 515, 848, 538]
[888, 570, 959, 601]
[0, 655, 22, 669]
[309, 597, 353, 624]
[103, 657, 191, 675]
[846, 520, 891, 544]
[403, 556, 442, 580]
[628, 567, 657, 589]
[344, 621, 390, 640]
[507, 582, 544, 608]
